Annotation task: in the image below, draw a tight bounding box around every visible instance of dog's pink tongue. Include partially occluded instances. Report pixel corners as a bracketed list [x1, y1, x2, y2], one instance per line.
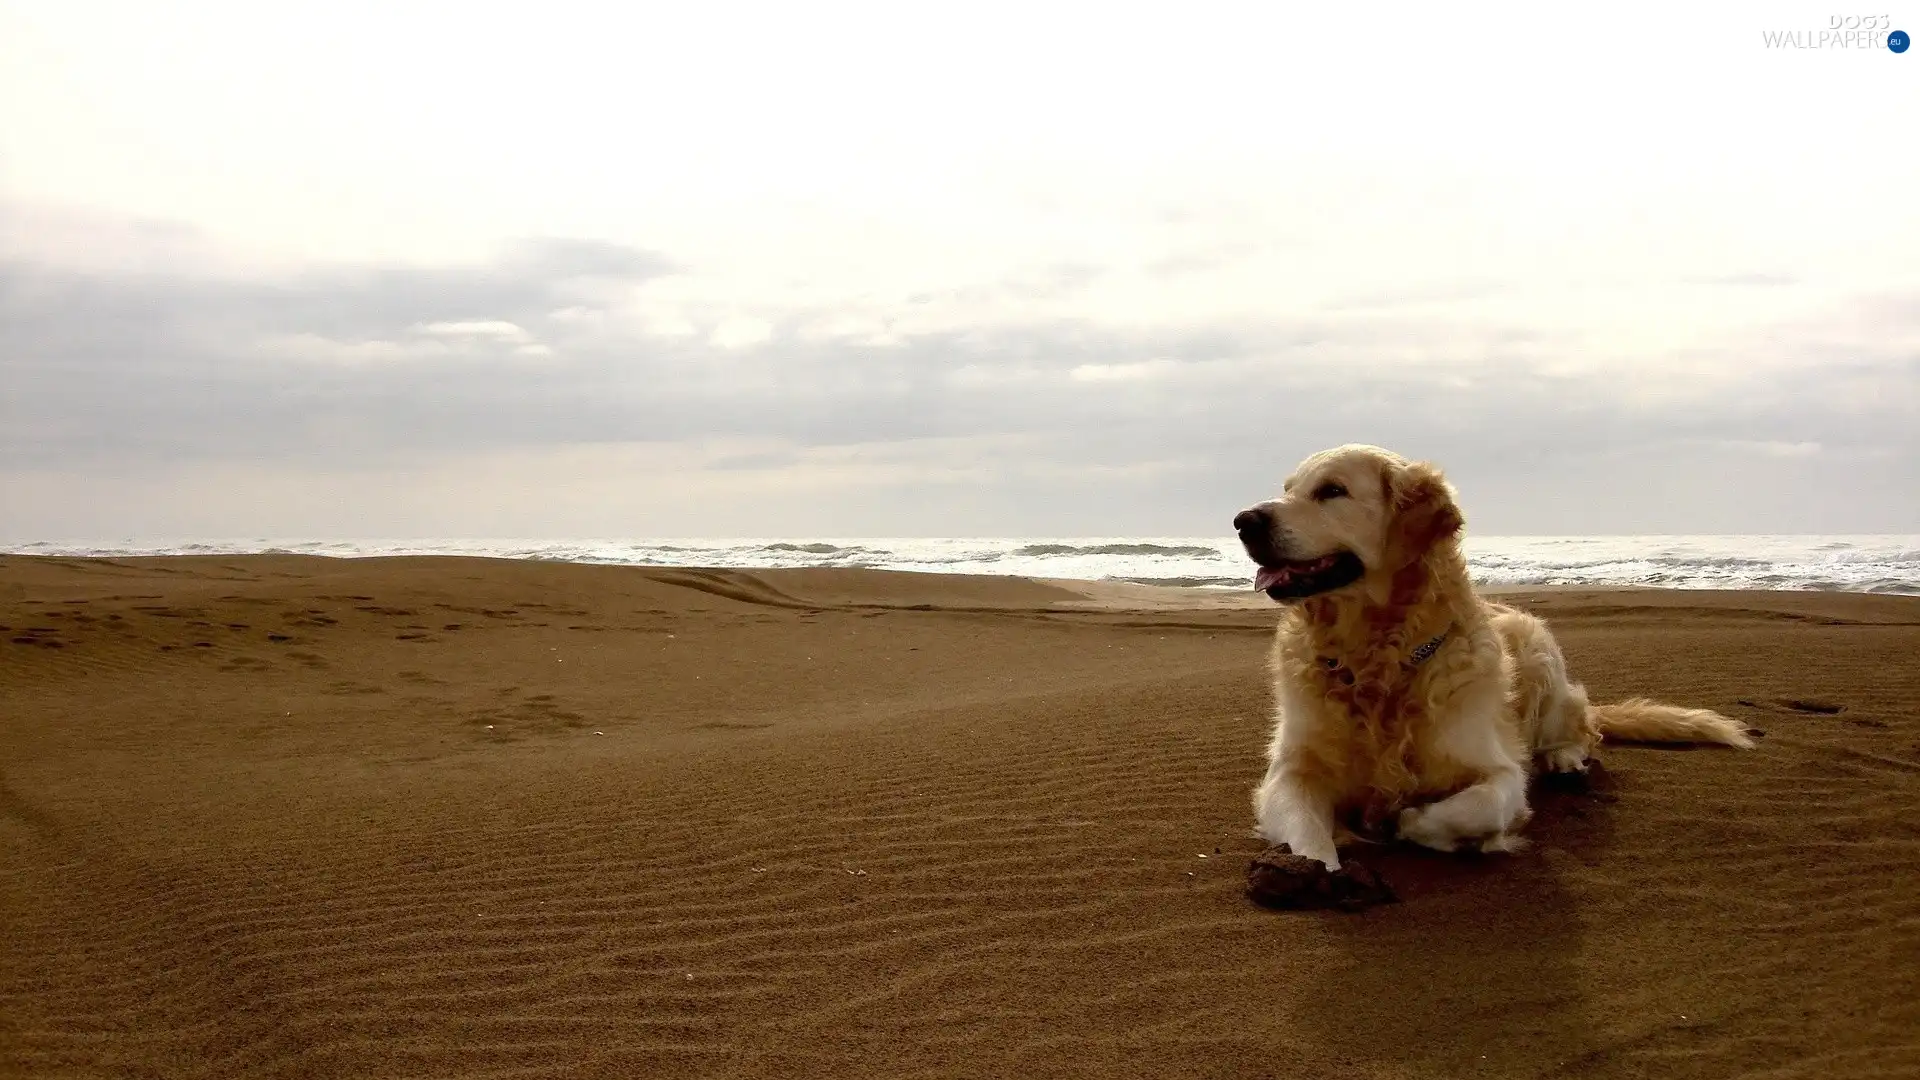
[1254, 566, 1288, 591]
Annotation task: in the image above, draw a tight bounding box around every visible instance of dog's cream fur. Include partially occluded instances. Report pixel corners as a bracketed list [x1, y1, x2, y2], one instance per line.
[1241, 445, 1754, 868]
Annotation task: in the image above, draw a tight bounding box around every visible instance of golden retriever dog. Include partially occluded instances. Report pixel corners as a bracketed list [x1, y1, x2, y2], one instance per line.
[1233, 444, 1754, 869]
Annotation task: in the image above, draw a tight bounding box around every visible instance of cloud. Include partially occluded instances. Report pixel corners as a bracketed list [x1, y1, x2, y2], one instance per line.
[418, 320, 529, 339]
[1707, 439, 1822, 458]
[1686, 273, 1800, 288]
[1319, 281, 1508, 312]
[3, 210, 1917, 537]
[1069, 359, 1179, 382]
[710, 317, 773, 350]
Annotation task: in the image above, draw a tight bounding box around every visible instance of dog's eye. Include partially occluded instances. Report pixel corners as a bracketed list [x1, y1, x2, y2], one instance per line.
[1313, 482, 1349, 501]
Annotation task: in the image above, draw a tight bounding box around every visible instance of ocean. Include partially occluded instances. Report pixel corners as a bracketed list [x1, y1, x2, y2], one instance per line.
[8, 535, 1918, 596]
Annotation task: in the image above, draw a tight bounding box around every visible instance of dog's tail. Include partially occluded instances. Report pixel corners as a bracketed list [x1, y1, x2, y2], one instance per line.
[1589, 698, 1756, 749]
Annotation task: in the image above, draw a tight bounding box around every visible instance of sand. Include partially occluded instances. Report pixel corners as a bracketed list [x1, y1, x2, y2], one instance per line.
[3, 555, 1917, 1079]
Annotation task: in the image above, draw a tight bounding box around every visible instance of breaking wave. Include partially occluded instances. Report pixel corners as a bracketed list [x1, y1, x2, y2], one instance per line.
[7, 535, 1916, 595]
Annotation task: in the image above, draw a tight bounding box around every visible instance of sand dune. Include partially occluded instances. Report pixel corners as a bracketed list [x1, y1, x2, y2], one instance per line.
[3, 555, 1917, 1078]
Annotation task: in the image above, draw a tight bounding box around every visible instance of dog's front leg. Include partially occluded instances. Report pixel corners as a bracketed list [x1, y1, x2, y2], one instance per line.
[1252, 758, 1343, 869]
[1397, 700, 1532, 854]
[1396, 766, 1530, 854]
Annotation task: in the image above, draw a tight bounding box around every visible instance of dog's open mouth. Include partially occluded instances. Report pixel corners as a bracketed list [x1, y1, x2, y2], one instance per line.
[1252, 551, 1366, 600]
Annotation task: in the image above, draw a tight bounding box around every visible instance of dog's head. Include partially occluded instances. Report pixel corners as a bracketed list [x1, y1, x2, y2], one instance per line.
[1232, 444, 1464, 603]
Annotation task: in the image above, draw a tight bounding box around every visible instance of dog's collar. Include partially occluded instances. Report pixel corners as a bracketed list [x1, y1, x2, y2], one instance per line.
[1406, 628, 1451, 667]
[1317, 627, 1451, 676]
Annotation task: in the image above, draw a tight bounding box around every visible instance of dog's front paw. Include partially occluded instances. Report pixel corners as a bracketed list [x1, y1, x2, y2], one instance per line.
[1397, 804, 1528, 855]
[1542, 745, 1590, 775]
[1396, 805, 1462, 852]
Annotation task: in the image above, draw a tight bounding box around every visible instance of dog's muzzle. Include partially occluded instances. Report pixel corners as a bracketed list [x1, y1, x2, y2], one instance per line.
[1232, 506, 1365, 601]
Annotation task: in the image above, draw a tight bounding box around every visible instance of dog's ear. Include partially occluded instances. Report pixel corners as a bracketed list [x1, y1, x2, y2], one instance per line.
[1381, 460, 1464, 570]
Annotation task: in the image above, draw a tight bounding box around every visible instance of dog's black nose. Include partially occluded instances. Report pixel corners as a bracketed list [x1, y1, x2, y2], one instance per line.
[1233, 508, 1269, 535]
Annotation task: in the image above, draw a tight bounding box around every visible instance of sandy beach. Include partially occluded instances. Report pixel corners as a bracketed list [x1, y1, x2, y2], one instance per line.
[3, 554, 1917, 1079]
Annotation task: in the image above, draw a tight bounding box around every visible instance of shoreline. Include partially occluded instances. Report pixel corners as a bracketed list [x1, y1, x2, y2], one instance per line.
[6, 537, 1915, 600]
[5, 550, 1916, 607]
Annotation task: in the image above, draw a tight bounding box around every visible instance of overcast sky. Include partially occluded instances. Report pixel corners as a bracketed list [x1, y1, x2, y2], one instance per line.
[3, 2, 1916, 540]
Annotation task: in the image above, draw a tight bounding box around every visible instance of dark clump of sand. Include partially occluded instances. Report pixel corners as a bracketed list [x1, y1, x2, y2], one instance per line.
[3, 555, 1918, 1078]
[1246, 848, 1397, 911]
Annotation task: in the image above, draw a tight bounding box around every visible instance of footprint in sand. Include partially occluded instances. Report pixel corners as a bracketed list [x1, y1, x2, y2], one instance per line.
[1739, 697, 1847, 715]
[467, 690, 591, 740]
